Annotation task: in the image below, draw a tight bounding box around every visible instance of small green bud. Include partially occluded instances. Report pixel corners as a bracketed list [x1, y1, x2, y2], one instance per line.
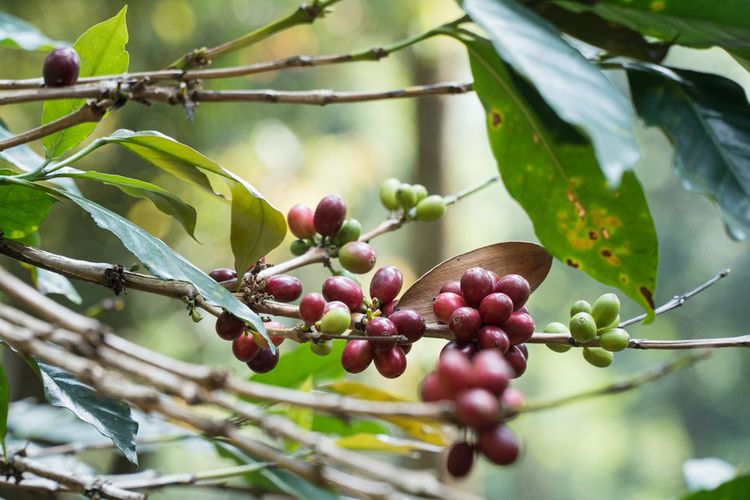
[569, 312, 597, 343]
[334, 218, 362, 245]
[290, 239, 311, 256]
[414, 195, 446, 222]
[413, 184, 428, 203]
[592, 293, 620, 328]
[396, 183, 418, 209]
[583, 347, 614, 368]
[379, 178, 401, 211]
[599, 328, 630, 352]
[310, 340, 334, 356]
[320, 308, 351, 334]
[570, 299, 592, 317]
[544, 321, 571, 353]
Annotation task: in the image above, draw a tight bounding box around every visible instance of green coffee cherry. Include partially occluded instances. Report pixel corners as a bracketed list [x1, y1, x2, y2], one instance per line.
[335, 219, 362, 245]
[570, 300, 592, 317]
[544, 321, 572, 353]
[396, 184, 418, 209]
[414, 195, 446, 222]
[569, 312, 597, 343]
[310, 340, 334, 356]
[597, 315, 621, 333]
[379, 178, 401, 211]
[413, 184, 428, 203]
[599, 328, 630, 352]
[290, 239, 311, 256]
[583, 347, 614, 368]
[592, 293, 620, 328]
[319, 308, 351, 334]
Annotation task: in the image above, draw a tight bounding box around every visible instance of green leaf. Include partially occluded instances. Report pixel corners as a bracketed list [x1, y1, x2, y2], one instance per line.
[56, 169, 198, 238]
[681, 476, 750, 500]
[627, 65, 750, 240]
[284, 376, 313, 452]
[35, 268, 83, 304]
[34, 360, 139, 465]
[0, 11, 62, 51]
[463, 0, 640, 183]
[251, 343, 345, 388]
[456, 32, 658, 316]
[312, 415, 389, 437]
[0, 361, 9, 454]
[42, 6, 129, 159]
[0, 182, 54, 239]
[336, 434, 442, 454]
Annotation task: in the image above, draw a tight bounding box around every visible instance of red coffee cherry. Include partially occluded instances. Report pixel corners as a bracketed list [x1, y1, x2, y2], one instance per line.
[369, 266, 403, 305]
[419, 372, 452, 402]
[43, 47, 80, 87]
[503, 311, 535, 345]
[215, 312, 245, 341]
[400, 343, 412, 355]
[299, 293, 326, 324]
[247, 348, 279, 373]
[504, 345, 528, 378]
[477, 424, 520, 465]
[456, 388, 500, 429]
[313, 195, 346, 236]
[488, 270, 501, 290]
[209, 268, 236, 283]
[365, 317, 398, 351]
[374, 347, 407, 378]
[433, 292, 466, 323]
[501, 387, 526, 417]
[264, 320, 286, 347]
[445, 442, 475, 479]
[471, 349, 512, 395]
[341, 340, 374, 374]
[338, 241, 377, 274]
[477, 326, 510, 353]
[265, 275, 303, 303]
[460, 267, 495, 307]
[439, 280, 462, 295]
[287, 204, 316, 239]
[232, 334, 260, 362]
[437, 350, 472, 394]
[478, 292, 514, 326]
[388, 309, 425, 343]
[322, 276, 363, 311]
[441, 340, 478, 359]
[380, 300, 398, 317]
[449, 306, 482, 342]
[495, 274, 531, 311]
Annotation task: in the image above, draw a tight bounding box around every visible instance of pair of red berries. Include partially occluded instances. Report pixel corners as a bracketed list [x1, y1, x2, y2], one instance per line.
[215, 313, 284, 373]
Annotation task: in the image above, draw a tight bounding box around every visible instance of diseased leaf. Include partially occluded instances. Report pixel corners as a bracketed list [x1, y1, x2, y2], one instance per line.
[399, 242, 552, 323]
[0, 11, 62, 51]
[0, 182, 54, 239]
[455, 32, 658, 317]
[627, 65, 750, 240]
[251, 343, 345, 388]
[463, 0, 640, 183]
[42, 6, 129, 159]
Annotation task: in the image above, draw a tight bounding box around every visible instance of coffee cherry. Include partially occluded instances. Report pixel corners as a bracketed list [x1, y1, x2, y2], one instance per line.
[479, 292, 514, 326]
[420, 372, 452, 402]
[369, 266, 403, 305]
[400, 343, 412, 355]
[290, 239, 311, 256]
[215, 312, 245, 341]
[598, 315, 621, 333]
[457, 388, 500, 429]
[477, 425, 520, 465]
[501, 387, 526, 417]
[396, 184, 418, 209]
[445, 442, 474, 479]
[449, 307, 482, 342]
[209, 268, 236, 283]
[592, 293, 620, 329]
[570, 299, 592, 317]
[341, 340, 374, 373]
[599, 328, 630, 352]
[389, 309, 425, 343]
[310, 340, 333, 356]
[338, 241, 377, 274]
[374, 347, 407, 378]
[332, 269, 362, 286]
[379, 178, 401, 211]
[247, 348, 279, 373]
[313, 195, 346, 236]
[583, 346, 614, 367]
[333, 219, 361, 245]
[472, 349, 511, 394]
[440, 280, 462, 295]
[504, 345, 527, 378]
[253, 321, 286, 348]
[488, 271, 501, 289]
[232, 334, 260, 362]
[365, 317, 398, 351]
[543, 321, 572, 353]
[503, 312, 535, 345]
[413, 184, 428, 202]
[516, 343, 528, 360]
[441, 340, 478, 359]
[43, 47, 80, 87]
[265, 275, 302, 303]
[324, 300, 350, 314]
[433, 292, 467, 323]
[415, 195, 446, 222]
[287, 204, 316, 239]
[460, 267, 495, 307]
[437, 350, 473, 394]
[495, 274, 531, 310]
[477, 326, 510, 353]
[322, 276, 363, 311]
[569, 312, 597, 343]
[319, 307, 351, 334]
[299, 293, 326, 324]
[380, 300, 398, 317]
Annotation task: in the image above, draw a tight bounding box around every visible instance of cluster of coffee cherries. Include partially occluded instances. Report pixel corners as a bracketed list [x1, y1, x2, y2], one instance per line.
[379, 177, 446, 222]
[287, 195, 377, 275]
[43, 47, 81, 87]
[420, 268, 535, 478]
[544, 293, 630, 367]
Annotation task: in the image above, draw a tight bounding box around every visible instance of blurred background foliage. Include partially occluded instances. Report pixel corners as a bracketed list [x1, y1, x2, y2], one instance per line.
[0, 1, 748, 499]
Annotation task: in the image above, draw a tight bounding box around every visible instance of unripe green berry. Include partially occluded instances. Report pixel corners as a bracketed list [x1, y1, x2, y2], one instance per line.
[320, 308, 351, 334]
[413, 184, 428, 203]
[592, 293, 620, 328]
[599, 328, 630, 352]
[414, 195, 446, 222]
[335, 219, 362, 245]
[290, 239, 311, 256]
[583, 347, 614, 367]
[569, 312, 597, 343]
[544, 321, 572, 353]
[396, 184, 418, 209]
[570, 299, 592, 317]
[379, 178, 401, 210]
[597, 315, 621, 333]
[338, 241, 376, 274]
[310, 340, 334, 356]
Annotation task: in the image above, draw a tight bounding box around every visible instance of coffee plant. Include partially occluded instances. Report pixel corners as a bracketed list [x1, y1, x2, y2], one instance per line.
[0, 1, 748, 498]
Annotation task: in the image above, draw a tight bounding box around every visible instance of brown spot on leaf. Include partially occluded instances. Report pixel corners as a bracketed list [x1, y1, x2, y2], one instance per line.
[601, 249, 612, 257]
[588, 231, 598, 240]
[601, 228, 610, 240]
[532, 134, 540, 143]
[566, 259, 579, 269]
[620, 275, 629, 284]
[566, 190, 586, 219]
[640, 286, 655, 310]
[491, 112, 502, 127]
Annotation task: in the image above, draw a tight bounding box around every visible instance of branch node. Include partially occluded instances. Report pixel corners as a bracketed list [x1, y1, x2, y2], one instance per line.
[104, 265, 127, 296]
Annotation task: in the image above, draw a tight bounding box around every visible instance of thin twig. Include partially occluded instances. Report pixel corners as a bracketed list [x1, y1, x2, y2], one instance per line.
[109, 463, 273, 490]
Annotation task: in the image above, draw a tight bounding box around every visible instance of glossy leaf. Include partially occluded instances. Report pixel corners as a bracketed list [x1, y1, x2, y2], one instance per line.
[0, 360, 8, 454]
[251, 342, 344, 388]
[34, 360, 139, 465]
[681, 476, 750, 500]
[456, 32, 658, 317]
[336, 433, 442, 454]
[42, 6, 129, 159]
[0, 11, 61, 51]
[463, 0, 640, 183]
[0, 182, 54, 239]
[627, 65, 750, 240]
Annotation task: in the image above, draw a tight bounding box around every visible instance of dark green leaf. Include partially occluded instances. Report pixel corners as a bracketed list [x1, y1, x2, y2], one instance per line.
[455, 32, 658, 316]
[34, 361, 139, 465]
[463, 0, 640, 183]
[627, 65, 750, 240]
[0, 361, 8, 454]
[42, 6, 129, 159]
[56, 169, 198, 238]
[0, 11, 62, 51]
[681, 476, 750, 500]
[251, 342, 344, 388]
[0, 182, 54, 239]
